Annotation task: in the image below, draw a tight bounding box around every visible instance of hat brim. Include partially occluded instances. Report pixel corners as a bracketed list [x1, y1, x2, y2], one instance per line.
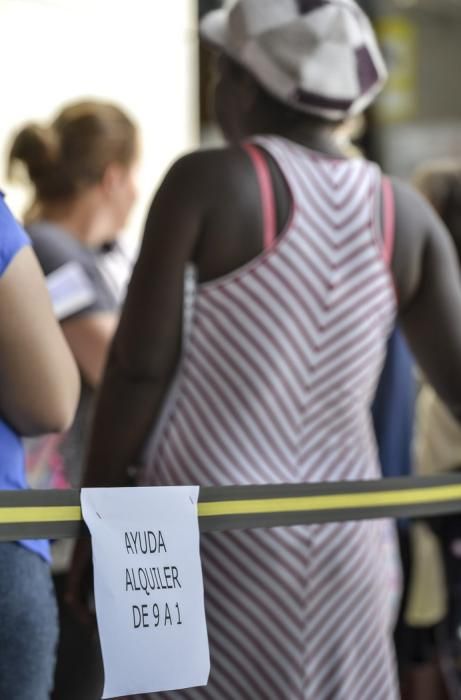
[199, 9, 230, 52]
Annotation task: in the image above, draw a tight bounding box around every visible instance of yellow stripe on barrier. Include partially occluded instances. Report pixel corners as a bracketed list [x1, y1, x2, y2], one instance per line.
[0, 506, 82, 524]
[2, 483, 461, 527]
[197, 484, 461, 517]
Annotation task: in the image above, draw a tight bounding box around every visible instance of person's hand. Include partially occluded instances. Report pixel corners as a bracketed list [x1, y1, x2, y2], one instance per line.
[65, 535, 96, 627]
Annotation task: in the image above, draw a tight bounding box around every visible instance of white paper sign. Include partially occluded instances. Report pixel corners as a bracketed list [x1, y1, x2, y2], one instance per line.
[81, 486, 210, 699]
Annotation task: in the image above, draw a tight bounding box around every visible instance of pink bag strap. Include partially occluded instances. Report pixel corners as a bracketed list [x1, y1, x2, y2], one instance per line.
[381, 176, 395, 266]
[244, 143, 277, 251]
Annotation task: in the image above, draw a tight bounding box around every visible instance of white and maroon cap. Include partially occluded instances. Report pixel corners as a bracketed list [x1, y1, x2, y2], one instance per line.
[200, 0, 388, 121]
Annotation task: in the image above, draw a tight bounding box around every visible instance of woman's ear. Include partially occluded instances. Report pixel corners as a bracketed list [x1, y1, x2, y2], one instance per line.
[100, 162, 124, 198]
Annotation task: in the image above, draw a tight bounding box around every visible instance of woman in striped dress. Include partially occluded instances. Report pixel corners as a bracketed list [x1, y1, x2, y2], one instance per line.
[70, 1, 461, 698]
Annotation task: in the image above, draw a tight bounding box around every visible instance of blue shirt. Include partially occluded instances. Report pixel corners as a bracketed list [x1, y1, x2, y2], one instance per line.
[0, 194, 50, 561]
[372, 328, 415, 479]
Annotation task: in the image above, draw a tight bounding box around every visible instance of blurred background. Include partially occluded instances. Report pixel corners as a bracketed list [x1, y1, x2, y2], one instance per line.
[1, 2, 461, 698]
[0, 0, 199, 254]
[1, 0, 461, 245]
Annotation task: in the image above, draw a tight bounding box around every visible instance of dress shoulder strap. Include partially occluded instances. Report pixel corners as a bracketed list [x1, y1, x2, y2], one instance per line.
[381, 175, 395, 266]
[243, 143, 277, 251]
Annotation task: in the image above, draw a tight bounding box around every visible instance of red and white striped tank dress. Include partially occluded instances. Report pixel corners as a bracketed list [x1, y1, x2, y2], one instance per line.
[140, 135, 400, 699]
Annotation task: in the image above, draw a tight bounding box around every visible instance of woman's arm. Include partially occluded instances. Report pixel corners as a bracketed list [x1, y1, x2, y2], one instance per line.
[67, 152, 216, 621]
[0, 246, 80, 435]
[393, 180, 461, 418]
[61, 312, 118, 388]
[80, 153, 205, 488]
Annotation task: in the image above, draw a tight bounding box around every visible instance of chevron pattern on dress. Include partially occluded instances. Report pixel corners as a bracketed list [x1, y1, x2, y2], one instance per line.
[141, 136, 399, 699]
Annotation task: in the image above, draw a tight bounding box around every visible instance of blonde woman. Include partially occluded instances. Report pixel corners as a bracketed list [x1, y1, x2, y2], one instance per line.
[8, 99, 139, 700]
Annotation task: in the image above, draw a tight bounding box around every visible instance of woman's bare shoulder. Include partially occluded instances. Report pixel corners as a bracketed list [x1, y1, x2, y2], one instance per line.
[166, 145, 253, 190]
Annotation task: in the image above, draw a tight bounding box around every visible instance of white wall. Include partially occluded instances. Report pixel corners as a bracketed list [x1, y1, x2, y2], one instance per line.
[0, 0, 199, 246]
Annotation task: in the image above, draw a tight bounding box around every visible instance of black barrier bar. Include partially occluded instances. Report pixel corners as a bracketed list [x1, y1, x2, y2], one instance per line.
[1, 475, 461, 541]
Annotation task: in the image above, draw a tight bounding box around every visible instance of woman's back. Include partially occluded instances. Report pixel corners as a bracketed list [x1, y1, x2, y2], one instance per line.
[144, 137, 395, 489]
